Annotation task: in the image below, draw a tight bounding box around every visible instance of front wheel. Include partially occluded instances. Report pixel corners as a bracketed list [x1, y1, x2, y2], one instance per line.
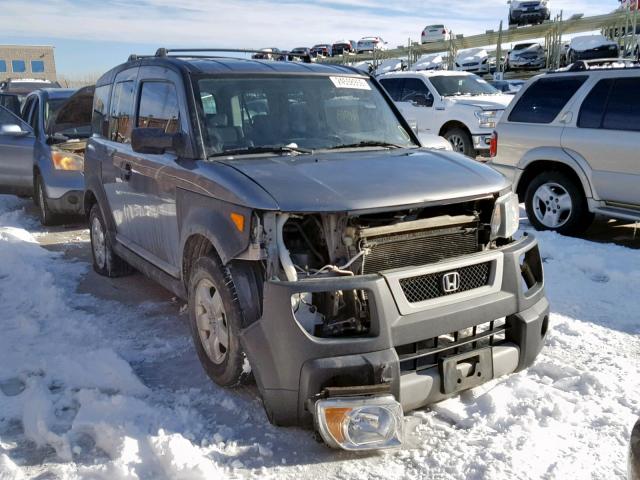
[35, 175, 59, 226]
[188, 256, 259, 387]
[524, 171, 594, 235]
[444, 128, 474, 157]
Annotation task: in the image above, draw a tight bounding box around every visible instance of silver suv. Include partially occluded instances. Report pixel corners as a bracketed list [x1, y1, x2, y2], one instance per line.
[490, 61, 640, 235]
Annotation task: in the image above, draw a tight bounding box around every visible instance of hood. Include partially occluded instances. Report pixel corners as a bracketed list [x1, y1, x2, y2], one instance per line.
[447, 94, 512, 110]
[375, 58, 404, 75]
[411, 55, 444, 71]
[570, 35, 617, 52]
[509, 44, 543, 58]
[219, 149, 508, 212]
[50, 85, 94, 135]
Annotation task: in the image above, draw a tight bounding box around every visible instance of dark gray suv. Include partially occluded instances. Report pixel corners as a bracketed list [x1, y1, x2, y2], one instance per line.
[84, 49, 549, 451]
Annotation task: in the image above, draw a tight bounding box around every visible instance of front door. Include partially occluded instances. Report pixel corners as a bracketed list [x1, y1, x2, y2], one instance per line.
[0, 106, 35, 195]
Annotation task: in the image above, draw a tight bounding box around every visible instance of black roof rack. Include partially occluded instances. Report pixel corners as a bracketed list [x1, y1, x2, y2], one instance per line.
[550, 58, 640, 73]
[128, 48, 313, 63]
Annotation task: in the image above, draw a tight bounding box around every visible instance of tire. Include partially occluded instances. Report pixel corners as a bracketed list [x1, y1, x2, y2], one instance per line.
[35, 175, 59, 226]
[89, 203, 133, 277]
[444, 127, 474, 157]
[524, 171, 594, 235]
[187, 255, 260, 388]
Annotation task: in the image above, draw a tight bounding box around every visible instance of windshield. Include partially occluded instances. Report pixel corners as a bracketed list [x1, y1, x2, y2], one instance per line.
[429, 75, 500, 97]
[514, 43, 535, 50]
[195, 75, 416, 156]
[45, 97, 92, 138]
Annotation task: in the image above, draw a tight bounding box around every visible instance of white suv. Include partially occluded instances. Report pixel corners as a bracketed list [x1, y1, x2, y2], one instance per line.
[378, 70, 513, 157]
[489, 62, 640, 234]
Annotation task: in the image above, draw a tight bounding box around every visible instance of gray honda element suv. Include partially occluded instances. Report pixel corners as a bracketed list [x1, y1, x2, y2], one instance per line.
[83, 49, 549, 451]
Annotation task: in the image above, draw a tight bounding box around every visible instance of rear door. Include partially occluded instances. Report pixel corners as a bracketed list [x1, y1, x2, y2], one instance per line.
[0, 106, 35, 194]
[561, 75, 640, 207]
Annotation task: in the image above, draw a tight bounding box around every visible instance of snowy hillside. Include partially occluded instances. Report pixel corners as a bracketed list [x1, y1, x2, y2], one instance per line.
[0, 195, 638, 479]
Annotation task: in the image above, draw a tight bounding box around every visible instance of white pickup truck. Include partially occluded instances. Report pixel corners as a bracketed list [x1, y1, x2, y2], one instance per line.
[378, 70, 513, 157]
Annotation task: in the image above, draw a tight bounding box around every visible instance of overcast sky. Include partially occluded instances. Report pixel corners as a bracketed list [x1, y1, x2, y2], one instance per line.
[0, 0, 621, 76]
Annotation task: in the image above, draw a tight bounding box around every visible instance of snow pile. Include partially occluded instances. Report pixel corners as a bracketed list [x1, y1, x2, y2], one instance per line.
[0, 195, 639, 479]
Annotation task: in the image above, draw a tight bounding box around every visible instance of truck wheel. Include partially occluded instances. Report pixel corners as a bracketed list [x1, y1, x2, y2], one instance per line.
[524, 171, 594, 235]
[444, 128, 474, 157]
[188, 255, 257, 387]
[89, 203, 133, 277]
[35, 175, 59, 227]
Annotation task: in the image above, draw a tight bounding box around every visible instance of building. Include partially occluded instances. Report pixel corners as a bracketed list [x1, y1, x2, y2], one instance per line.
[0, 45, 57, 83]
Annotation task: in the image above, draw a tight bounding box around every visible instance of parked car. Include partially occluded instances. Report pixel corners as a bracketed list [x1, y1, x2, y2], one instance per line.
[631, 418, 640, 480]
[411, 53, 446, 71]
[374, 58, 405, 76]
[0, 78, 62, 104]
[331, 40, 356, 56]
[490, 61, 640, 234]
[455, 48, 493, 74]
[83, 48, 548, 451]
[288, 47, 312, 61]
[507, 42, 546, 70]
[421, 25, 450, 44]
[508, 0, 551, 26]
[378, 70, 513, 157]
[566, 35, 620, 64]
[356, 36, 387, 54]
[0, 87, 92, 224]
[489, 79, 525, 94]
[251, 48, 284, 60]
[311, 44, 332, 57]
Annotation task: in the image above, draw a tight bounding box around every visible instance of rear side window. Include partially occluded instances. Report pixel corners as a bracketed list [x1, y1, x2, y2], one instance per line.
[109, 81, 135, 143]
[508, 76, 587, 124]
[379, 78, 404, 101]
[92, 84, 111, 137]
[577, 79, 614, 129]
[137, 81, 180, 133]
[602, 78, 640, 132]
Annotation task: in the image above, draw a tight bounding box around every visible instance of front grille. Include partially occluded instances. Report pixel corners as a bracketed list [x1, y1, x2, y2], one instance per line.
[360, 225, 480, 274]
[400, 261, 491, 303]
[463, 62, 478, 67]
[395, 319, 507, 374]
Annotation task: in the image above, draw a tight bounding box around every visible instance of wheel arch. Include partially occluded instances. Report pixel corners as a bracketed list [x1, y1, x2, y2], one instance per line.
[438, 120, 471, 138]
[515, 149, 594, 202]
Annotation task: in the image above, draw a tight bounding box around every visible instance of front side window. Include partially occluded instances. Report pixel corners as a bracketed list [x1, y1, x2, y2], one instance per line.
[12, 60, 26, 73]
[508, 76, 587, 124]
[429, 75, 499, 97]
[137, 81, 180, 133]
[31, 60, 45, 73]
[0, 60, 6, 73]
[399, 78, 433, 104]
[196, 75, 416, 156]
[379, 78, 404, 101]
[109, 81, 135, 143]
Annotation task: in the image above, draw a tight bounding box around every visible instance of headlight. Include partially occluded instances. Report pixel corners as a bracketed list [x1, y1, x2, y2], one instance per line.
[475, 110, 500, 129]
[315, 395, 403, 451]
[491, 192, 520, 240]
[52, 150, 84, 171]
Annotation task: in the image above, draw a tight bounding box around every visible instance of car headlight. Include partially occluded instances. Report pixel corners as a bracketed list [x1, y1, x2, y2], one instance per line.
[491, 192, 520, 240]
[315, 395, 403, 451]
[52, 150, 84, 171]
[475, 110, 500, 129]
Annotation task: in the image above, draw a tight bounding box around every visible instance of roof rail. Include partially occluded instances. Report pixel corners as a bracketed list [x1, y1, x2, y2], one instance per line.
[550, 58, 640, 73]
[126, 48, 314, 63]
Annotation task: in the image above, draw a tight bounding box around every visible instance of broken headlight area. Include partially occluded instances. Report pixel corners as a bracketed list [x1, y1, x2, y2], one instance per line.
[292, 289, 372, 338]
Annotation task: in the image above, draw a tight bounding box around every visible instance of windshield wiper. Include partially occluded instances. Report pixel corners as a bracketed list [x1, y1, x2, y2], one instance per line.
[209, 145, 312, 158]
[328, 141, 403, 150]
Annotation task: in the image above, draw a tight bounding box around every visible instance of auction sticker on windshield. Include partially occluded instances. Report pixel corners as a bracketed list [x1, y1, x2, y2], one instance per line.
[330, 76, 371, 90]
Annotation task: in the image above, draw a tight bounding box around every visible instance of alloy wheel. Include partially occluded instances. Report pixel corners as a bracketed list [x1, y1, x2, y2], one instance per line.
[532, 182, 573, 229]
[195, 278, 229, 365]
[91, 216, 106, 269]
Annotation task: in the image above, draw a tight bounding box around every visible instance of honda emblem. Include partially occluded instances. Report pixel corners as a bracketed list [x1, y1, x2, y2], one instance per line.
[442, 271, 460, 293]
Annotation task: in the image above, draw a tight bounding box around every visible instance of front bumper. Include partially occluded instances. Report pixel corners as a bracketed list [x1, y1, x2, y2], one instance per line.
[511, 7, 550, 23]
[509, 57, 545, 69]
[473, 134, 493, 151]
[242, 234, 548, 427]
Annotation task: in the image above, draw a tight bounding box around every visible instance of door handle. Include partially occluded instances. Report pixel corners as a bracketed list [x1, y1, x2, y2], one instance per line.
[121, 162, 132, 181]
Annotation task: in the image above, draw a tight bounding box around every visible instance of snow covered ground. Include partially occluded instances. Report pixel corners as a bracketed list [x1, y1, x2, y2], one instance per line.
[0, 194, 638, 480]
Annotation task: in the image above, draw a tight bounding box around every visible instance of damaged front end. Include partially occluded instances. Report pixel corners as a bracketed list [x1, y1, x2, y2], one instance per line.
[241, 191, 547, 450]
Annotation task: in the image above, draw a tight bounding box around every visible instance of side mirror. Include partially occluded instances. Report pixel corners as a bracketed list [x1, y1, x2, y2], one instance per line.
[131, 128, 186, 156]
[0, 124, 30, 136]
